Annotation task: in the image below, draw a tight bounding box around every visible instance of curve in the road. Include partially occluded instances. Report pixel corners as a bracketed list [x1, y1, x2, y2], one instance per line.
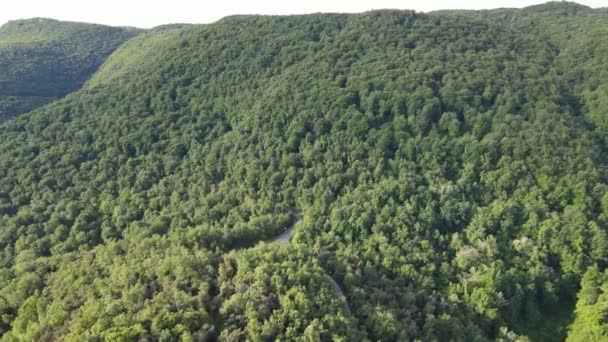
[272, 212, 350, 314]
[274, 213, 301, 244]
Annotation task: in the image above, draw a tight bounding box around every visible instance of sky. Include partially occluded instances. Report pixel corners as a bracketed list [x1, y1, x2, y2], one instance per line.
[1, 0, 607, 28]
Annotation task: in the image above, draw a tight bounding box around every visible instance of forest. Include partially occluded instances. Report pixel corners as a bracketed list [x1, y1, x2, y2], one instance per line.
[0, 1, 607, 340]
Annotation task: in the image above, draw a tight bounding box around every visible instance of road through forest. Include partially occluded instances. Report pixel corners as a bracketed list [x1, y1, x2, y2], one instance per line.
[272, 212, 350, 314]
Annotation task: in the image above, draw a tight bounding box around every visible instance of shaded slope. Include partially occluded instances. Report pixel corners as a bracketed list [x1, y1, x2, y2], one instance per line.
[0, 18, 142, 121]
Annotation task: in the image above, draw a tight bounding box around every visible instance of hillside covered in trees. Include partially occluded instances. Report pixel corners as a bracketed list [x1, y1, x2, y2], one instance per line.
[0, 1, 607, 340]
[0, 18, 141, 121]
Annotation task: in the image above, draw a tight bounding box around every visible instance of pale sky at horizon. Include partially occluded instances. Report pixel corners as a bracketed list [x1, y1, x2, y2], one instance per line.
[1, 0, 607, 28]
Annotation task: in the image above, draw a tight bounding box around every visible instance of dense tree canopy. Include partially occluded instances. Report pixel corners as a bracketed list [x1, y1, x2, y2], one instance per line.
[0, 2, 607, 340]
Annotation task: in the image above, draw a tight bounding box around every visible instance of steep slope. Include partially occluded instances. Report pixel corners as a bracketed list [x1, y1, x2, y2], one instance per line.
[0, 18, 141, 121]
[0, 3, 607, 340]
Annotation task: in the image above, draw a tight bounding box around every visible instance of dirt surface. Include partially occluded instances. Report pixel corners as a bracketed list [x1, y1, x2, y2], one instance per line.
[326, 274, 350, 314]
[274, 213, 301, 244]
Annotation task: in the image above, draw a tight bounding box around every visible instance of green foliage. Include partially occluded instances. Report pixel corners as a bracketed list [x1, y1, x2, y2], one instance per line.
[4, 238, 216, 340]
[0, 2, 607, 340]
[567, 266, 608, 341]
[218, 245, 360, 341]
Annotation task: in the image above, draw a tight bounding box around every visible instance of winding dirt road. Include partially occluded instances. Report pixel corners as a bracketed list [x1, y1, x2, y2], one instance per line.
[273, 212, 350, 314]
[275, 213, 301, 244]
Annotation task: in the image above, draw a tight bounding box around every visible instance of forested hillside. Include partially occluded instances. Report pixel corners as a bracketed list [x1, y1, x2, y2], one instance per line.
[0, 18, 141, 121]
[1, 2, 607, 340]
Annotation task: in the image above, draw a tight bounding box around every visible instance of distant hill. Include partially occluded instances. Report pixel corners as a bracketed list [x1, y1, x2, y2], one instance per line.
[0, 18, 141, 121]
